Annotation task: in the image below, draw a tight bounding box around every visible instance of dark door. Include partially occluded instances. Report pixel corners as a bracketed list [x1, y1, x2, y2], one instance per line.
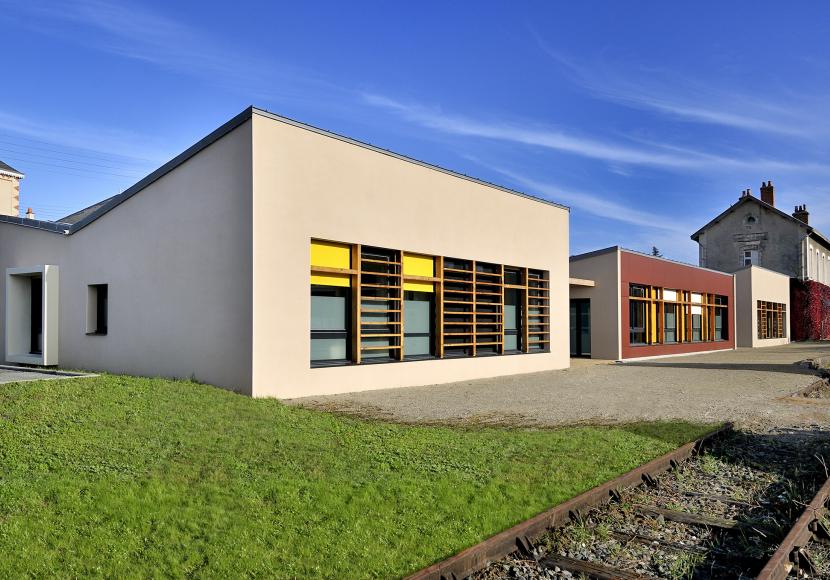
[569, 299, 591, 357]
[30, 276, 43, 354]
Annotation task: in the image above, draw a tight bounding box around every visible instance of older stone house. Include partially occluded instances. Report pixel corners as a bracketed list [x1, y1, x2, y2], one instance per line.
[692, 181, 830, 341]
[691, 181, 830, 283]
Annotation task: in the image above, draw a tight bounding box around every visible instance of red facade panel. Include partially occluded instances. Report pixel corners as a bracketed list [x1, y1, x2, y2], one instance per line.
[620, 251, 735, 359]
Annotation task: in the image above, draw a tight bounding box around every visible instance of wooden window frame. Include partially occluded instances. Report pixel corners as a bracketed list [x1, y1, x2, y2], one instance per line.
[310, 239, 550, 366]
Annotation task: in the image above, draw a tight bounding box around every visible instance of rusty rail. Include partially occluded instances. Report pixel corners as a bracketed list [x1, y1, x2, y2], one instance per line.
[756, 473, 830, 580]
[406, 423, 732, 580]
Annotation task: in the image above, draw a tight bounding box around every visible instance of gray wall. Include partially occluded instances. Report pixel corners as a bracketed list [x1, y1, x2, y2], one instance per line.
[0, 120, 254, 393]
[697, 200, 808, 278]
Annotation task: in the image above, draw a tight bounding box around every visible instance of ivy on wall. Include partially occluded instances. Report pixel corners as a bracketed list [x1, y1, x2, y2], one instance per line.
[791, 279, 830, 340]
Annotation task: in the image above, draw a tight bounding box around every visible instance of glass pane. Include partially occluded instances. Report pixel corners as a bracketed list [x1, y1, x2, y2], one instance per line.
[505, 289, 519, 330]
[505, 334, 518, 351]
[311, 293, 347, 331]
[404, 295, 431, 334]
[405, 336, 430, 356]
[630, 300, 647, 344]
[311, 338, 347, 361]
[664, 306, 677, 342]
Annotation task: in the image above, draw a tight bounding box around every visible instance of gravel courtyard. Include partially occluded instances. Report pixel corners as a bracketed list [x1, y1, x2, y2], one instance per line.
[289, 343, 830, 428]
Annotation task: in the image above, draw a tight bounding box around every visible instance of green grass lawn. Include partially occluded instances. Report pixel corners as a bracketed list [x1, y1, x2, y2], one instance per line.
[0, 375, 716, 578]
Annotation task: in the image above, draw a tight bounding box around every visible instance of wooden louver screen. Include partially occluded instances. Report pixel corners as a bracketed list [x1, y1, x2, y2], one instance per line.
[757, 300, 786, 340]
[311, 239, 551, 364]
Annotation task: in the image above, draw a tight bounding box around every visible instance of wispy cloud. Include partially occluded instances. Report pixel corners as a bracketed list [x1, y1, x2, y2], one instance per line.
[0, 110, 166, 166]
[533, 35, 811, 138]
[487, 165, 691, 234]
[9, 0, 343, 103]
[363, 93, 823, 173]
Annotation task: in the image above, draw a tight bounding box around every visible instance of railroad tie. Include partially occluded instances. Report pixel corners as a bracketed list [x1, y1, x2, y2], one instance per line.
[540, 555, 653, 580]
[632, 504, 741, 530]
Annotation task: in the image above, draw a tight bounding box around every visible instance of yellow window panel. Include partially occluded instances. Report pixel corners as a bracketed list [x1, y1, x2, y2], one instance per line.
[311, 273, 351, 287]
[403, 253, 434, 277]
[311, 240, 351, 269]
[404, 281, 434, 293]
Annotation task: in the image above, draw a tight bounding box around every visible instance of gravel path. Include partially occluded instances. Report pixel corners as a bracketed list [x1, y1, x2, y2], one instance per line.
[289, 343, 830, 429]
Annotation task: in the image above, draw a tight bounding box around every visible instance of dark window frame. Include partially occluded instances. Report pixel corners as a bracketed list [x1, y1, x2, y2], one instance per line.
[86, 283, 109, 336]
[310, 284, 352, 367]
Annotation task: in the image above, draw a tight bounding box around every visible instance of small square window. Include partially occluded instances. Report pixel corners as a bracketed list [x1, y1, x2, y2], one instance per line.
[86, 284, 108, 335]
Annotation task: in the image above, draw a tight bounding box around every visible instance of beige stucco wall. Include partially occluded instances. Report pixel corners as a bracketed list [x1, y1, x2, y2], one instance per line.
[0, 120, 253, 392]
[734, 265, 791, 348]
[0, 174, 20, 217]
[569, 249, 621, 360]
[250, 112, 570, 398]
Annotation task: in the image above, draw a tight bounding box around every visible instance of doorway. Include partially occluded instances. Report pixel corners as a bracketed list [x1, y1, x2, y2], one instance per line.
[570, 299, 591, 357]
[30, 275, 43, 354]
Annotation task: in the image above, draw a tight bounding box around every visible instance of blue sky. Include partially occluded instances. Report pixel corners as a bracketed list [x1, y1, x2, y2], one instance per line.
[3, 1, 830, 262]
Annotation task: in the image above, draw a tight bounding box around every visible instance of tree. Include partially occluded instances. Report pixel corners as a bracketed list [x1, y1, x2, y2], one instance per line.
[651, 246, 663, 257]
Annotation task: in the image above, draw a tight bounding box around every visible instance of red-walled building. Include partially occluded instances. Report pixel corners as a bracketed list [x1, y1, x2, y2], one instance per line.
[569, 247, 735, 360]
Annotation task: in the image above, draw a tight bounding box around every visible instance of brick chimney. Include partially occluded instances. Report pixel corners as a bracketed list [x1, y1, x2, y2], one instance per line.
[793, 204, 809, 225]
[760, 180, 775, 206]
[0, 160, 24, 217]
[739, 188, 752, 199]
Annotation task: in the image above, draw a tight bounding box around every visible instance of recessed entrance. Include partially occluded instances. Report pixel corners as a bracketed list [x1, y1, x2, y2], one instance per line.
[5, 265, 59, 366]
[569, 299, 591, 358]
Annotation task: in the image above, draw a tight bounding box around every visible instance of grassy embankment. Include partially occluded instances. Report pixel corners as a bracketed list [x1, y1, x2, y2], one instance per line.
[0, 375, 717, 577]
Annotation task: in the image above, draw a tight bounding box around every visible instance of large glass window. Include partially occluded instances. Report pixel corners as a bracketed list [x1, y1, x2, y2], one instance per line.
[505, 288, 523, 352]
[714, 295, 728, 341]
[691, 310, 702, 341]
[404, 291, 433, 358]
[630, 300, 648, 345]
[664, 304, 677, 343]
[311, 285, 350, 364]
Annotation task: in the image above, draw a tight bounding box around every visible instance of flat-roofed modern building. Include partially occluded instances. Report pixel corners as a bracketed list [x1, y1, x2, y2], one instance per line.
[0, 107, 570, 398]
[569, 247, 736, 360]
[734, 265, 791, 348]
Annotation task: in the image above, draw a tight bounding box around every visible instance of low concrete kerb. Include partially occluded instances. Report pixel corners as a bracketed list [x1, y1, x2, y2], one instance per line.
[0, 364, 97, 380]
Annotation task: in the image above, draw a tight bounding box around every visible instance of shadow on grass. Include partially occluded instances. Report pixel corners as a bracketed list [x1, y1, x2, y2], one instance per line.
[617, 420, 725, 446]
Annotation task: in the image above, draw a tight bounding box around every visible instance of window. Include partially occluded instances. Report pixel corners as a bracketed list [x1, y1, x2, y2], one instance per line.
[627, 284, 729, 346]
[86, 284, 108, 335]
[630, 300, 648, 345]
[504, 288, 523, 352]
[309, 239, 550, 365]
[714, 295, 728, 341]
[311, 286, 351, 364]
[310, 240, 353, 366]
[664, 304, 677, 343]
[691, 310, 702, 341]
[743, 249, 758, 267]
[403, 291, 434, 358]
[757, 301, 786, 339]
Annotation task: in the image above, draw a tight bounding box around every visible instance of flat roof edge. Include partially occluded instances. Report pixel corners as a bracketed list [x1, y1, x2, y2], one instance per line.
[0, 214, 69, 234]
[570, 246, 619, 261]
[618, 247, 734, 277]
[250, 107, 570, 212]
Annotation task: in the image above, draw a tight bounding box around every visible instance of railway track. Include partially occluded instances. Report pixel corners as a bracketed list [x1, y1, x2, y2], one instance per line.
[409, 420, 830, 580]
